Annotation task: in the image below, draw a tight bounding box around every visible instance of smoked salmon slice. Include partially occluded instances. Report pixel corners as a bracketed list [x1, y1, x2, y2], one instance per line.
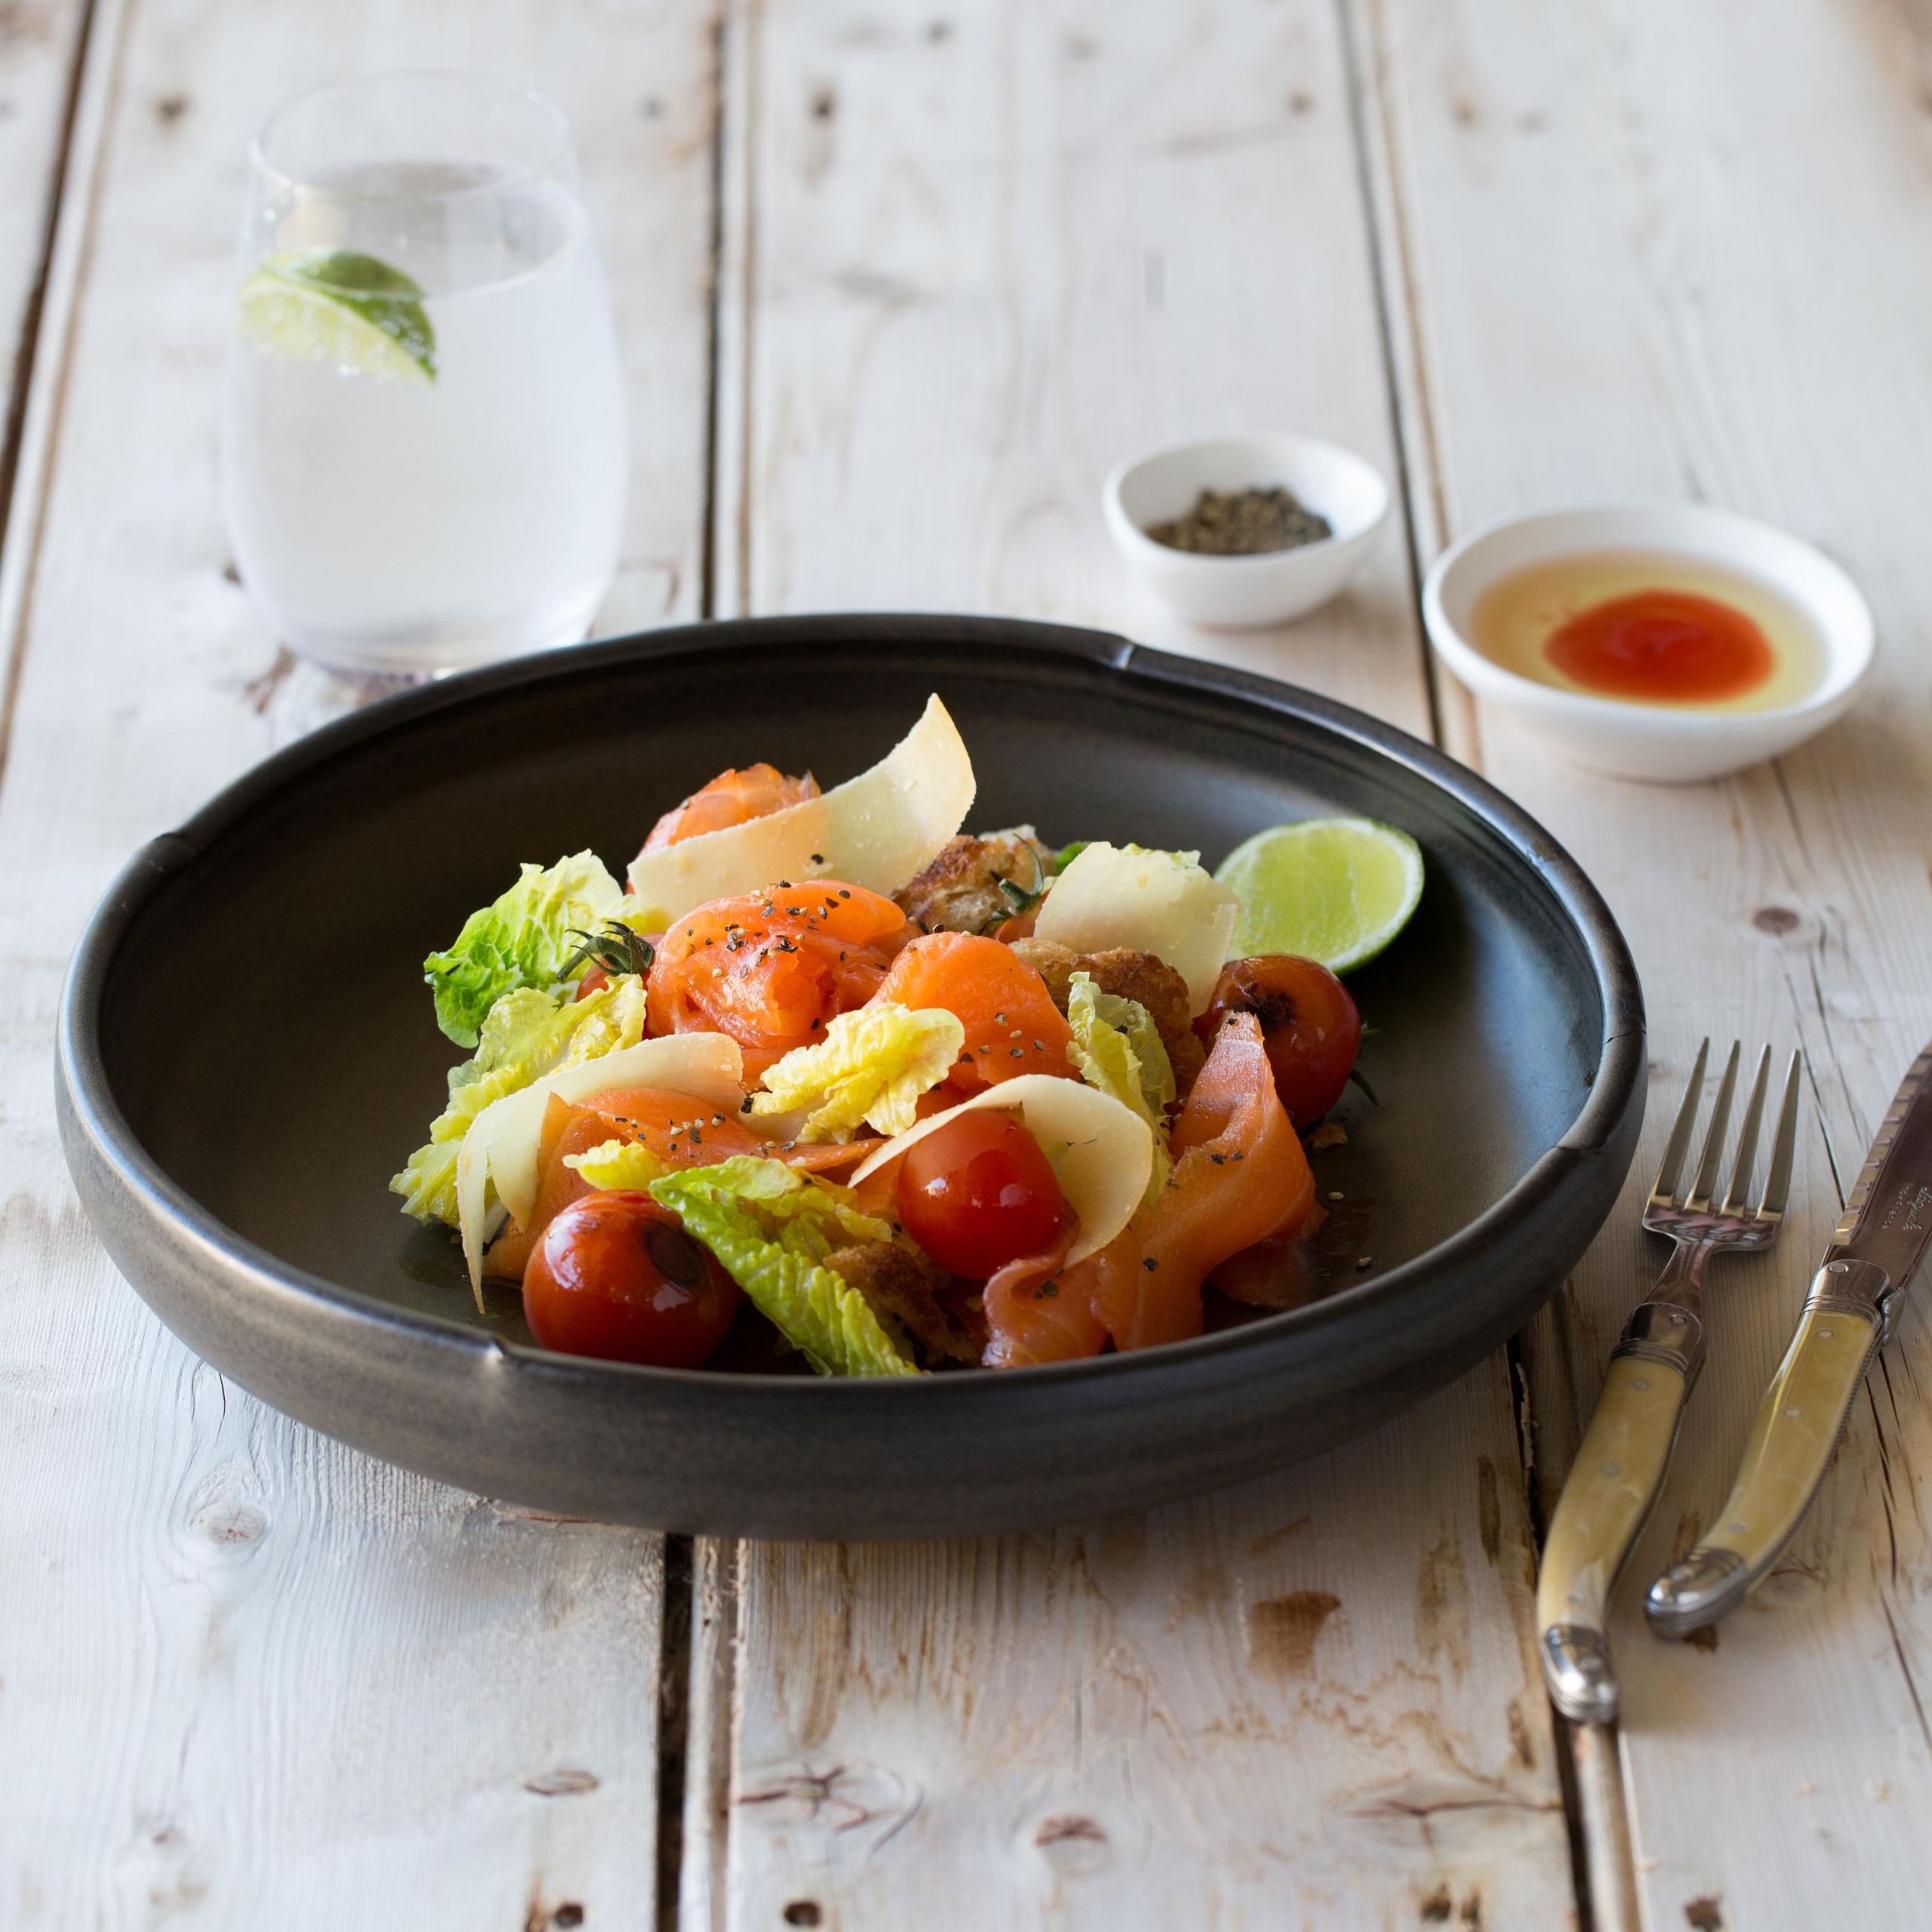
[981, 1220, 1108, 1367]
[1057, 1013, 1315, 1353]
[867, 931, 1078, 1095]
[646, 881, 912, 1077]
[638, 762, 819, 855]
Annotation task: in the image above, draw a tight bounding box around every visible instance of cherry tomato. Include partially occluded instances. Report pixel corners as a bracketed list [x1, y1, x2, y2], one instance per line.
[574, 965, 612, 1001]
[896, 1110, 1067, 1278]
[525, 1190, 739, 1367]
[1196, 955, 1362, 1128]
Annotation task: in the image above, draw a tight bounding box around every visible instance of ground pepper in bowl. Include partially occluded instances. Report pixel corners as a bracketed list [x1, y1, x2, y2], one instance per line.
[1146, 485, 1332, 557]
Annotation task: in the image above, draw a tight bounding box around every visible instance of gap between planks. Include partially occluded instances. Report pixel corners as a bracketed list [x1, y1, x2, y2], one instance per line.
[0, 0, 118, 793]
[658, 12, 735, 1927]
[675, 5, 755, 1921]
[1338, 0, 1638, 1921]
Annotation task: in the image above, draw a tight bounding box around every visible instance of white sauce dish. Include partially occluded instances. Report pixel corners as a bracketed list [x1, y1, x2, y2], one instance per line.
[1422, 502, 1875, 784]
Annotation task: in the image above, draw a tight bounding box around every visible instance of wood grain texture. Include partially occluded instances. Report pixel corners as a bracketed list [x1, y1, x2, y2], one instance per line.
[0, 0, 91, 728]
[0, 1, 720, 1921]
[1359, 0, 1932, 1922]
[698, 2, 1577, 1924]
[0, 0, 88, 464]
[714, 0, 1432, 718]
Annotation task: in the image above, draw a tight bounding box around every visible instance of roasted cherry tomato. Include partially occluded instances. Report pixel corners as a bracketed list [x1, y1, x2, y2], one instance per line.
[1195, 955, 1362, 1128]
[896, 1110, 1066, 1278]
[525, 1190, 738, 1367]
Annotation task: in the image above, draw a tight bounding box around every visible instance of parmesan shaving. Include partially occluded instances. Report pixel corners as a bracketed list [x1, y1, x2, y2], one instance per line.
[624, 695, 976, 924]
[1033, 841, 1239, 1014]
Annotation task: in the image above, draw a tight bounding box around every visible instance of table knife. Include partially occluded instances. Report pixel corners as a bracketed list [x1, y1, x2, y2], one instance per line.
[1647, 1041, 1932, 1637]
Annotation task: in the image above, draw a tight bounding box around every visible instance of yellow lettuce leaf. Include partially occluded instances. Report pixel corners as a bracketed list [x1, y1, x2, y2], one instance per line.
[562, 1139, 669, 1192]
[749, 1001, 964, 1141]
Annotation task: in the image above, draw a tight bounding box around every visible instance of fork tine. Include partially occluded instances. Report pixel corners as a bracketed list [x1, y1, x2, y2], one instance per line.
[1685, 1041, 1743, 1210]
[1756, 1049, 1804, 1220]
[1649, 1037, 1712, 1205]
[1719, 1045, 1773, 1215]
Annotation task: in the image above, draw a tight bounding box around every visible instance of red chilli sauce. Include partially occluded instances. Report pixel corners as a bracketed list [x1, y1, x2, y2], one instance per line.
[1543, 587, 1774, 704]
[1468, 550, 1823, 713]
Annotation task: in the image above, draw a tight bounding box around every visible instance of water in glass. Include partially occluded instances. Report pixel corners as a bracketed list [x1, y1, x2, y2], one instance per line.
[222, 82, 628, 675]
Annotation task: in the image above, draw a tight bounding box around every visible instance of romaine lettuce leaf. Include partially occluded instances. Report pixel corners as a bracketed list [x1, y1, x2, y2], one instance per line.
[648, 1157, 917, 1377]
[1066, 970, 1174, 1204]
[423, 850, 625, 1048]
[1067, 972, 1175, 1115]
[391, 974, 648, 1226]
[749, 1002, 964, 1140]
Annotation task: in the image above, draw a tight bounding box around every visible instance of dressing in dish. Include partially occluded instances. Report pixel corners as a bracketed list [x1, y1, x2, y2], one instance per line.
[1469, 549, 1826, 712]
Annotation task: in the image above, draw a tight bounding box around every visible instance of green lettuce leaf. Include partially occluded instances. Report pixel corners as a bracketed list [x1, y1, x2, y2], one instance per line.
[648, 1157, 918, 1377]
[423, 850, 625, 1048]
[1066, 970, 1174, 1204]
[390, 975, 648, 1226]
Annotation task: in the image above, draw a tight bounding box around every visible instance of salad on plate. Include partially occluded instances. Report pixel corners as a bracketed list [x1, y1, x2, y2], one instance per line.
[392, 697, 1421, 1376]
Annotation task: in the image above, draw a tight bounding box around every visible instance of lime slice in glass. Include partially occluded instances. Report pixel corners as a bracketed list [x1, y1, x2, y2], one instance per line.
[235, 249, 437, 383]
[1215, 817, 1424, 971]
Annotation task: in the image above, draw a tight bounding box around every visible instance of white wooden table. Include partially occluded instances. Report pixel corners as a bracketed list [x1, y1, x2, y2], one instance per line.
[4, 2, 1928, 1926]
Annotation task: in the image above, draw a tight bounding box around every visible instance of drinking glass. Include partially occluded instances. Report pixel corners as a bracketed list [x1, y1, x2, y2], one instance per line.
[222, 73, 629, 675]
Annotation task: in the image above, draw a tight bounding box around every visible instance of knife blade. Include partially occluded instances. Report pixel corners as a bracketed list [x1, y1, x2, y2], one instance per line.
[1646, 1041, 1932, 1637]
[1824, 1045, 1932, 1278]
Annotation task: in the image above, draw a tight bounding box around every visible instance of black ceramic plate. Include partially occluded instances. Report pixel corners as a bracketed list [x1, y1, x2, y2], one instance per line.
[58, 617, 1643, 1538]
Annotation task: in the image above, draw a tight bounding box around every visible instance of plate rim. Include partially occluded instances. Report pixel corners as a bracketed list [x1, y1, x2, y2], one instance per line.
[58, 613, 1645, 1398]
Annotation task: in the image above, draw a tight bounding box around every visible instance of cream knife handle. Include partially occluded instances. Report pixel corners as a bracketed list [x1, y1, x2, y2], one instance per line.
[1646, 1258, 1894, 1638]
[1537, 1302, 1703, 1724]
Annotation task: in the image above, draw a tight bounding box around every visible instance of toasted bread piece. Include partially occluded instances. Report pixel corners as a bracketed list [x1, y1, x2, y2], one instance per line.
[824, 1238, 984, 1365]
[1007, 939, 1207, 1094]
[894, 829, 1052, 936]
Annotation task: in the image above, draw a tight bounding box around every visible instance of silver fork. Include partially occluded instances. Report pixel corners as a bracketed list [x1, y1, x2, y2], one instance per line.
[1537, 1039, 1803, 1724]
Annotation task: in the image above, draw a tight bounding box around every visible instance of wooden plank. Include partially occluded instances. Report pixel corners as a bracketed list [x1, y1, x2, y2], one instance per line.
[0, 0, 87, 478]
[1358, 0, 1932, 1923]
[696, 2, 1580, 1924]
[0, 1, 720, 1921]
[0, 0, 91, 706]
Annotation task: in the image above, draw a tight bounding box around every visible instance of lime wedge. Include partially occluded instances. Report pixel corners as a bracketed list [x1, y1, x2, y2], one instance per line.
[235, 249, 437, 383]
[1215, 817, 1424, 971]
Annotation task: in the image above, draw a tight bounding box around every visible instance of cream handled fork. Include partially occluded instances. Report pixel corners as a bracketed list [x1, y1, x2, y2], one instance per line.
[1647, 1038, 1932, 1636]
[1537, 1041, 1803, 1724]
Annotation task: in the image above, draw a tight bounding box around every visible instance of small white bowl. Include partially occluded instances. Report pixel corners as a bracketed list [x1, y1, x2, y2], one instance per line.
[1422, 502, 1875, 784]
[1103, 434, 1389, 628]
